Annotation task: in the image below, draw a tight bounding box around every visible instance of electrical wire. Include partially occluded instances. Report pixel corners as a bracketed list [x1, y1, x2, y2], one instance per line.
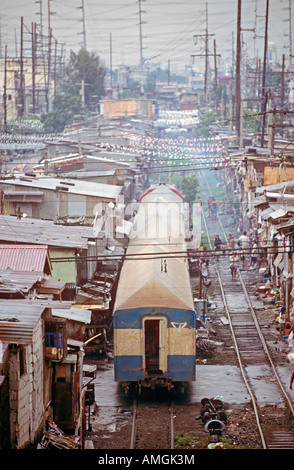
[50, 246, 289, 263]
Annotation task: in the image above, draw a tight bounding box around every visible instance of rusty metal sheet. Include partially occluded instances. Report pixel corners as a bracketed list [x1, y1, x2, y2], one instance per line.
[0, 244, 50, 273]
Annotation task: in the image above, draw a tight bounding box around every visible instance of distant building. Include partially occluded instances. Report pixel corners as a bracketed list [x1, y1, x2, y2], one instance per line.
[100, 99, 155, 119]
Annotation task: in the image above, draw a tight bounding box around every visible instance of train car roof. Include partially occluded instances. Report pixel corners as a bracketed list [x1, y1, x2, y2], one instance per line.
[130, 201, 184, 241]
[141, 184, 184, 203]
[113, 242, 194, 312]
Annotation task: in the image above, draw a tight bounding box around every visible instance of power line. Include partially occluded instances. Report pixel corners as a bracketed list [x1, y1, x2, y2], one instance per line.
[50, 246, 288, 263]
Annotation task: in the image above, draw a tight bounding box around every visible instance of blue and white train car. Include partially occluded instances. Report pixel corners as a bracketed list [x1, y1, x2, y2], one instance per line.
[113, 184, 196, 394]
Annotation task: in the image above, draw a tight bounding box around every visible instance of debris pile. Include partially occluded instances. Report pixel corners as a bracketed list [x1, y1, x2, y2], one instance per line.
[38, 417, 81, 449]
[196, 397, 227, 448]
[195, 315, 223, 358]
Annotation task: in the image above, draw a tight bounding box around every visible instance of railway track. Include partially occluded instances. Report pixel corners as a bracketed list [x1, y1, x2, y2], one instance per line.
[200, 173, 294, 449]
[130, 394, 174, 449]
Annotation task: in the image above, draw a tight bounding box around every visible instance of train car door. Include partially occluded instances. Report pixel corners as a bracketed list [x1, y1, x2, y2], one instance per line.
[143, 317, 167, 374]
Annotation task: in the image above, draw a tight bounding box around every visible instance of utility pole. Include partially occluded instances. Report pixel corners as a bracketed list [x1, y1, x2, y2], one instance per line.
[20, 16, 24, 117]
[260, 0, 269, 148]
[81, 79, 85, 108]
[4, 45, 7, 133]
[36, 0, 44, 50]
[191, 28, 218, 106]
[235, 0, 241, 139]
[204, 2, 209, 101]
[191, 3, 217, 105]
[213, 39, 218, 110]
[288, 0, 292, 71]
[47, 26, 52, 111]
[81, 0, 87, 49]
[36, 0, 47, 106]
[32, 22, 36, 114]
[268, 107, 276, 155]
[78, 0, 87, 49]
[137, 0, 146, 96]
[110, 33, 112, 91]
[47, 0, 56, 111]
[281, 54, 285, 138]
[53, 38, 57, 98]
[0, 17, 2, 58]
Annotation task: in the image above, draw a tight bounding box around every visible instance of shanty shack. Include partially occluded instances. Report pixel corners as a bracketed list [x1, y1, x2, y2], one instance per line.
[0, 215, 107, 292]
[0, 296, 92, 448]
[0, 301, 47, 448]
[0, 174, 123, 223]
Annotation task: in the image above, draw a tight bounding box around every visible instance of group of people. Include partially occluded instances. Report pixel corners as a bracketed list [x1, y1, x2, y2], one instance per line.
[193, 231, 260, 282]
[212, 231, 259, 280]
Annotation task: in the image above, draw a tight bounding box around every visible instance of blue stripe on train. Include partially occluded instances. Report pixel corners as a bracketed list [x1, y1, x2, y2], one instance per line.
[114, 356, 144, 381]
[114, 355, 196, 382]
[113, 308, 195, 329]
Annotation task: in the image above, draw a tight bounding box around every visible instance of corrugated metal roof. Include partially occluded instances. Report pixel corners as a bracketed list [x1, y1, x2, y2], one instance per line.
[1, 174, 122, 199]
[0, 215, 95, 249]
[256, 180, 294, 193]
[0, 269, 41, 293]
[52, 307, 91, 324]
[277, 217, 294, 230]
[0, 301, 45, 344]
[37, 279, 66, 294]
[0, 244, 51, 274]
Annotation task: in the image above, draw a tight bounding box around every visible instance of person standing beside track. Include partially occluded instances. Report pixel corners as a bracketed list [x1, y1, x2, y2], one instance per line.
[250, 240, 258, 269]
[201, 258, 208, 280]
[238, 231, 250, 267]
[229, 251, 239, 280]
[228, 234, 235, 249]
[211, 198, 218, 220]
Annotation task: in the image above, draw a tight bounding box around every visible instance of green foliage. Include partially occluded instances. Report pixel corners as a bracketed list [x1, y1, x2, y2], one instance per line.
[62, 47, 105, 107]
[243, 109, 261, 131]
[196, 110, 220, 137]
[148, 66, 187, 85]
[174, 431, 197, 447]
[41, 93, 82, 133]
[179, 174, 199, 205]
[41, 47, 105, 132]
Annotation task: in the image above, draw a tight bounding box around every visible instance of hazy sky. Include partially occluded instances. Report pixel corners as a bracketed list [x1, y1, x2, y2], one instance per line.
[0, 0, 292, 74]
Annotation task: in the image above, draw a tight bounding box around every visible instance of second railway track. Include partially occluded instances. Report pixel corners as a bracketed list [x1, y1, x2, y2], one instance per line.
[201, 173, 294, 448]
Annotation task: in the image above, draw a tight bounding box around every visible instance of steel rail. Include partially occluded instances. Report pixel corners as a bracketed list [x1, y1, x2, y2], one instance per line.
[130, 397, 174, 450]
[213, 191, 294, 419]
[201, 207, 267, 449]
[169, 402, 174, 449]
[130, 398, 138, 449]
[202, 174, 294, 448]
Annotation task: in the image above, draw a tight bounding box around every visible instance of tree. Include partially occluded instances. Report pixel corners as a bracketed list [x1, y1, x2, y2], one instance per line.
[179, 174, 199, 206]
[62, 48, 105, 108]
[195, 110, 220, 137]
[41, 93, 82, 133]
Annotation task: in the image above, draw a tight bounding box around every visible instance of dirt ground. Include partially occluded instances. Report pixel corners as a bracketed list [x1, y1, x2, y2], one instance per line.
[85, 268, 294, 450]
[86, 388, 280, 450]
